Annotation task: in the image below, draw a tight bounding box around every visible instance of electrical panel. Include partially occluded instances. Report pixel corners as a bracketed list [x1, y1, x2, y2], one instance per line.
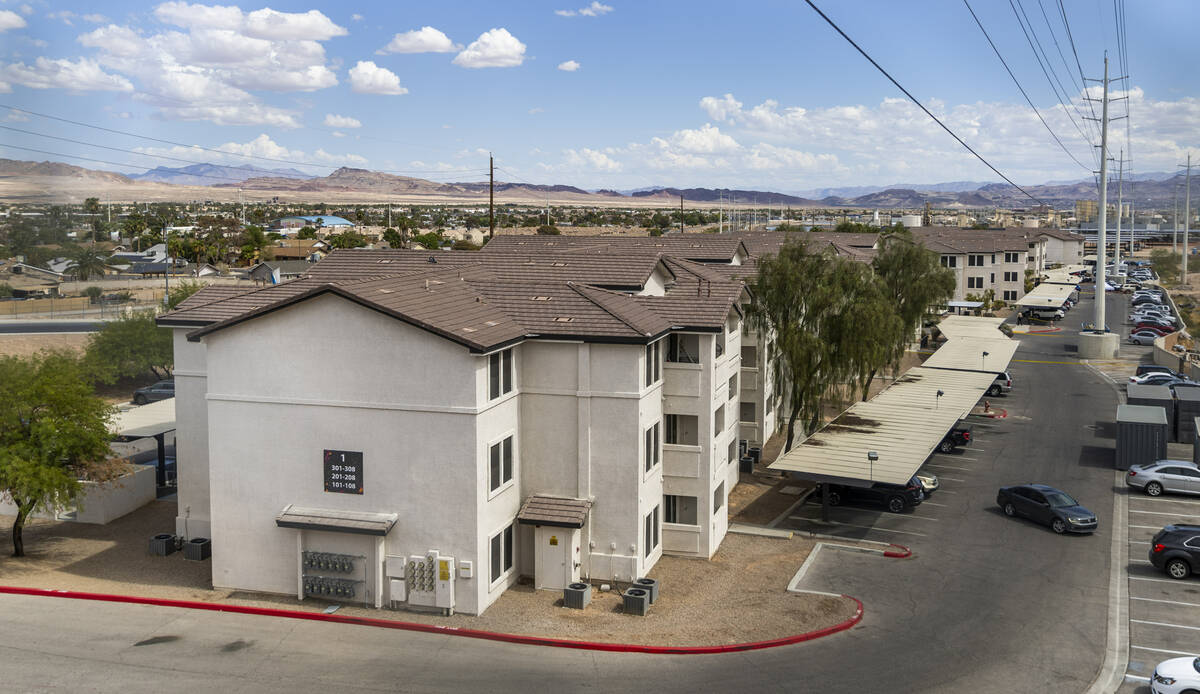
[301, 551, 364, 602]
[405, 550, 455, 615]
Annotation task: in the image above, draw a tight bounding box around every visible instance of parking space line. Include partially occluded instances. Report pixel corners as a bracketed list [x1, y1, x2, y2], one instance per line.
[950, 457, 979, 462]
[924, 463, 971, 471]
[937, 490, 959, 495]
[1132, 597, 1200, 609]
[1131, 619, 1200, 632]
[1130, 524, 1165, 530]
[1130, 559, 1153, 565]
[1130, 497, 1200, 508]
[1131, 645, 1198, 657]
[1124, 674, 1151, 683]
[957, 447, 987, 452]
[786, 517, 928, 537]
[922, 501, 948, 508]
[937, 476, 966, 482]
[1130, 576, 1181, 586]
[790, 510, 939, 523]
[1130, 509, 1200, 518]
[1128, 540, 1149, 544]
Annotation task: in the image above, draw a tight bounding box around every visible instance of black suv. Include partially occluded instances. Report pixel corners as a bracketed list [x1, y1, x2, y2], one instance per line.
[133, 380, 174, 405]
[938, 423, 973, 454]
[814, 477, 924, 513]
[1150, 524, 1200, 579]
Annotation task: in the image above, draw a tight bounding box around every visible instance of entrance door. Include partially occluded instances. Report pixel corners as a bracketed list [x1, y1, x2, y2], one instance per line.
[534, 526, 578, 590]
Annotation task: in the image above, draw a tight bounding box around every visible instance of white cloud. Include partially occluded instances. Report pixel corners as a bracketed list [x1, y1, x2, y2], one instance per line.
[4, 110, 29, 121]
[348, 60, 407, 95]
[0, 8, 26, 30]
[556, 2, 613, 17]
[351, 13, 363, 21]
[152, 102, 301, 128]
[46, 10, 74, 25]
[1, 57, 133, 91]
[557, 60, 579, 72]
[18, 4, 32, 16]
[323, 113, 361, 128]
[528, 107, 544, 114]
[82, 13, 109, 23]
[134, 134, 367, 168]
[244, 8, 346, 40]
[379, 26, 459, 54]
[330, 130, 344, 137]
[153, 2, 242, 30]
[655, 123, 740, 154]
[565, 147, 621, 171]
[453, 28, 525, 68]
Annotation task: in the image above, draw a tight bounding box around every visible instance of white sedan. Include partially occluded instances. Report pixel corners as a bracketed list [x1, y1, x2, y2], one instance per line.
[1151, 656, 1200, 693]
[1130, 330, 1164, 345]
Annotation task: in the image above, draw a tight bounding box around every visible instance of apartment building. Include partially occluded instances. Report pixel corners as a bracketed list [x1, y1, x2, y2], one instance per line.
[160, 247, 746, 615]
[913, 228, 1047, 304]
[1037, 228, 1087, 267]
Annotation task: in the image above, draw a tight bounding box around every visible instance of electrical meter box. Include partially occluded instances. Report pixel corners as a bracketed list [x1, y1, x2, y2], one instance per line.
[405, 550, 455, 614]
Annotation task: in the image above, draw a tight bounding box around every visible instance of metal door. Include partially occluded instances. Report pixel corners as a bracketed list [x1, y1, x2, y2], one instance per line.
[534, 526, 569, 590]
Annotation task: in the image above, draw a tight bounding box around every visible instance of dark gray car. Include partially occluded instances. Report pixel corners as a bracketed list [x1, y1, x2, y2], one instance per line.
[996, 484, 1097, 534]
[133, 380, 174, 405]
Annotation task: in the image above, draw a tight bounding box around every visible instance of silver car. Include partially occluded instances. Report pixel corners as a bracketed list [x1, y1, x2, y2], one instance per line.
[1126, 460, 1200, 497]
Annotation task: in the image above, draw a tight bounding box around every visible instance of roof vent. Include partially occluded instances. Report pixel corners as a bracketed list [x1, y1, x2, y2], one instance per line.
[552, 262, 567, 267]
[554, 316, 575, 323]
[377, 259, 393, 264]
[484, 320, 499, 327]
[531, 296, 551, 301]
[427, 256, 438, 264]
[462, 326, 477, 333]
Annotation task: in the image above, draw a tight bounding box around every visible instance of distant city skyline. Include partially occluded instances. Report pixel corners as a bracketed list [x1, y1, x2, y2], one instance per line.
[0, 0, 1196, 191]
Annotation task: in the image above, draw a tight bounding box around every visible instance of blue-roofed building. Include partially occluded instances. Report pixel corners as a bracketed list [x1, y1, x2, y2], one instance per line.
[269, 215, 356, 233]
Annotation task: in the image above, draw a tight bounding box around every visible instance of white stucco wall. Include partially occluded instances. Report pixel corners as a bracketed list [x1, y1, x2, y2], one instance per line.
[173, 329, 211, 540]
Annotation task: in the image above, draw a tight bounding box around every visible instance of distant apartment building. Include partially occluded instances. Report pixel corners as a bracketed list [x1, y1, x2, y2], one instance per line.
[913, 227, 1047, 304]
[1075, 200, 1098, 224]
[1037, 228, 1087, 267]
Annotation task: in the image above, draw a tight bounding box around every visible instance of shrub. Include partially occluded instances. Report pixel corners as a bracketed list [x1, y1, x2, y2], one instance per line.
[536, 225, 561, 235]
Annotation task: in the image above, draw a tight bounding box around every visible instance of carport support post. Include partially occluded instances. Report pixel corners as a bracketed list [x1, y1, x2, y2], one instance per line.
[154, 433, 166, 488]
[820, 483, 830, 522]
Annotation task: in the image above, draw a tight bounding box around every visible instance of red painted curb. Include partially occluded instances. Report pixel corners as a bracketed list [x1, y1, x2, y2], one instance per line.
[0, 585, 863, 655]
[882, 543, 912, 559]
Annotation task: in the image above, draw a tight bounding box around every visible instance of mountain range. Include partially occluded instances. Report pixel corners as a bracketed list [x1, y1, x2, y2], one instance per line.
[1, 158, 1195, 210]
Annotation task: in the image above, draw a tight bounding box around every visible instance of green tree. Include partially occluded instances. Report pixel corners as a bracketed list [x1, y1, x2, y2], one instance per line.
[167, 280, 204, 310]
[121, 212, 148, 238]
[536, 225, 561, 235]
[382, 228, 404, 248]
[239, 225, 268, 261]
[65, 245, 111, 281]
[866, 229, 956, 397]
[1151, 249, 1181, 285]
[296, 226, 318, 240]
[84, 312, 174, 384]
[412, 232, 443, 249]
[0, 283, 12, 298]
[83, 197, 101, 216]
[327, 231, 368, 249]
[452, 239, 481, 251]
[83, 286, 103, 303]
[0, 351, 116, 556]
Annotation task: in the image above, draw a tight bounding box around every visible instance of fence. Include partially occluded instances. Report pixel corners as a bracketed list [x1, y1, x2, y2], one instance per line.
[0, 292, 166, 319]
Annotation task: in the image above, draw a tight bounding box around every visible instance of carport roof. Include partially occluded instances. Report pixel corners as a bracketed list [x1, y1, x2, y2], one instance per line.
[1015, 282, 1075, 308]
[112, 398, 175, 438]
[871, 367, 1001, 418]
[921, 337, 1019, 375]
[936, 315, 1007, 339]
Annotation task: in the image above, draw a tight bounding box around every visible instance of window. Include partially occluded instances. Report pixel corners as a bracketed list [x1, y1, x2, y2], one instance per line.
[1003, 290, 1017, 301]
[1004, 271, 1018, 282]
[714, 405, 725, 433]
[644, 506, 660, 557]
[715, 334, 725, 359]
[664, 495, 698, 525]
[665, 414, 698, 445]
[728, 438, 737, 464]
[968, 254, 984, 267]
[941, 255, 957, 268]
[740, 401, 756, 423]
[644, 340, 661, 386]
[1005, 252, 1020, 263]
[968, 276, 983, 289]
[644, 422, 660, 472]
[741, 345, 758, 368]
[713, 482, 725, 512]
[489, 523, 514, 583]
[488, 348, 513, 400]
[667, 334, 700, 364]
[990, 273, 995, 284]
[489, 435, 514, 492]
[728, 373, 738, 398]
[990, 254, 996, 264]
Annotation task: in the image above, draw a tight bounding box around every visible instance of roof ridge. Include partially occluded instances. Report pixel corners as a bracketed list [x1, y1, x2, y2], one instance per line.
[567, 282, 656, 336]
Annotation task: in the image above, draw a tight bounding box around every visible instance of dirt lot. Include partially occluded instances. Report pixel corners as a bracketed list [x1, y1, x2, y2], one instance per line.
[0, 500, 857, 646]
[0, 332, 89, 358]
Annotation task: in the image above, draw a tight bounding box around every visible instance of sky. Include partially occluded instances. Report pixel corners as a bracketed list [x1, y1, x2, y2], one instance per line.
[0, 0, 1197, 194]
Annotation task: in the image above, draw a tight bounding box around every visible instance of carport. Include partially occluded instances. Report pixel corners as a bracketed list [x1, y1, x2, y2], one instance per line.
[1014, 283, 1076, 311]
[111, 398, 176, 492]
[769, 317, 1017, 516]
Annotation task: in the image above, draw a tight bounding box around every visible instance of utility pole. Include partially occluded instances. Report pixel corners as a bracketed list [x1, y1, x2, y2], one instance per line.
[1174, 183, 1181, 255]
[1184, 154, 1193, 286]
[162, 219, 170, 309]
[718, 192, 723, 233]
[679, 195, 684, 234]
[1114, 149, 1124, 273]
[488, 152, 495, 240]
[239, 188, 245, 226]
[1084, 57, 1112, 334]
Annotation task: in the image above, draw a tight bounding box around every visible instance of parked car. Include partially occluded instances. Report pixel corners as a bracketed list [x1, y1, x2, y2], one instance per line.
[1136, 365, 1181, 378]
[915, 471, 939, 497]
[1030, 307, 1065, 321]
[996, 484, 1097, 534]
[133, 380, 174, 405]
[1149, 524, 1200, 579]
[1149, 656, 1200, 693]
[1134, 296, 1167, 307]
[938, 422, 973, 453]
[1131, 372, 1186, 385]
[1130, 330, 1165, 345]
[988, 372, 1013, 396]
[1127, 460, 1200, 497]
[1134, 323, 1177, 336]
[813, 477, 925, 513]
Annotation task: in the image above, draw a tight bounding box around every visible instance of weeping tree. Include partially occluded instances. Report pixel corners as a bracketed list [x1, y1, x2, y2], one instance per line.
[0, 352, 116, 557]
[864, 228, 956, 398]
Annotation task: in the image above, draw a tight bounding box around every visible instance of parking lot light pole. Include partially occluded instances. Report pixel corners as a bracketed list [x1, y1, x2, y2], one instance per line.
[982, 351, 989, 371]
[867, 451, 878, 481]
[935, 389, 944, 410]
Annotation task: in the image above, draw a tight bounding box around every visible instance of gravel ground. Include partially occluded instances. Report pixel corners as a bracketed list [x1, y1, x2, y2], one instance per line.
[0, 333, 89, 358]
[0, 501, 857, 646]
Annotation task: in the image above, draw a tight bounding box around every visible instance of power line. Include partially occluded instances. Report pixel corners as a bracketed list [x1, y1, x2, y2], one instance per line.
[801, 0, 1048, 205]
[963, 0, 1092, 171]
[1056, 0, 1103, 148]
[1033, 0, 1102, 145]
[0, 103, 489, 178]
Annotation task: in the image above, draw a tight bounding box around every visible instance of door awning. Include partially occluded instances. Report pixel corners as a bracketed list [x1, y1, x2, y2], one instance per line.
[517, 495, 592, 528]
[275, 504, 398, 536]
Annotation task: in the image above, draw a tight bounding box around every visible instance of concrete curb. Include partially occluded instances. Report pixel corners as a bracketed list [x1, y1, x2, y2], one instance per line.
[767, 488, 815, 528]
[728, 523, 793, 539]
[1084, 471, 1130, 694]
[787, 540, 913, 595]
[0, 585, 862, 656]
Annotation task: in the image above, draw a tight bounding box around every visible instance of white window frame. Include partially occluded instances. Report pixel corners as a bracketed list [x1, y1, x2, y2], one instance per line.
[487, 431, 516, 498]
[644, 339, 662, 387]
[664, 494, 698, 526]
[488, 348, 513, 401]
[714, 482, 725, 513]
[644, 421, 661, 473]
[644, 505, 660, 558]
[488, 521, 515, 587]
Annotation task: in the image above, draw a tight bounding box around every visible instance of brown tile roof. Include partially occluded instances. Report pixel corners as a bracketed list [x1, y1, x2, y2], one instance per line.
[911, 228, 1031, 253]
[516, 495, 592, 528]
[1034, 227, 1086, 241]
[482, 234, 750, 263]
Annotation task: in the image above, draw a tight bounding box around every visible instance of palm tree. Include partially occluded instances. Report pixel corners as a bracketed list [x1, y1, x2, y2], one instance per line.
[66, 246, 110, 281]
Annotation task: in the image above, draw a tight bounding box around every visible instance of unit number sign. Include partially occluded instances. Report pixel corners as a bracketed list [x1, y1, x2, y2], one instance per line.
[323, 450, 363, 494]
